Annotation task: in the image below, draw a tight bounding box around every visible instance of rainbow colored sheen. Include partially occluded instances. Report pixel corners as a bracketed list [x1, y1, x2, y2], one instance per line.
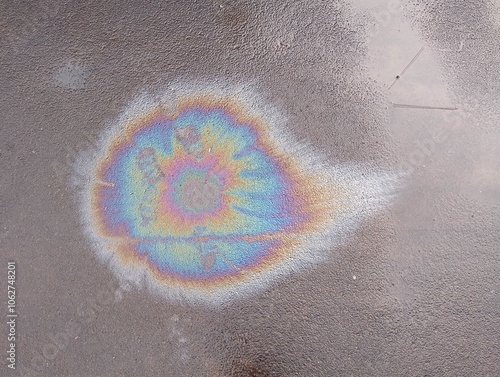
[92, 97, 334, 290]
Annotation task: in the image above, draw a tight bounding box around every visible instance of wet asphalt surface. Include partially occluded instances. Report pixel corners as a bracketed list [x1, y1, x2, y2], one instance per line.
[1, 0, 499, 376]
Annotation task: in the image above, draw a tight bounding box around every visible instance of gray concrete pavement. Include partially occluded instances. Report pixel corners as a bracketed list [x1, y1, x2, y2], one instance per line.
[1, 1, 499, 376]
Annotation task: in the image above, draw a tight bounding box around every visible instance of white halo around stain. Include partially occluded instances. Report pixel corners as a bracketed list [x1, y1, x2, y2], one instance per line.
[72, 79, 402, 306]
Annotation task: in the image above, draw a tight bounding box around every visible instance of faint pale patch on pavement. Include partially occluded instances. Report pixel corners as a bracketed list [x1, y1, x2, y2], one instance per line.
[53, 59, 90, 90]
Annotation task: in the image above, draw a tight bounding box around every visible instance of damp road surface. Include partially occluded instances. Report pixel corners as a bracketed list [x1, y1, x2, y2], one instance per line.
[1, 1, 499, 376]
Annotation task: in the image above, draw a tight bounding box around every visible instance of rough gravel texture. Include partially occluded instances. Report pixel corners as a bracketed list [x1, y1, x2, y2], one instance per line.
[1, 0, 499, 376]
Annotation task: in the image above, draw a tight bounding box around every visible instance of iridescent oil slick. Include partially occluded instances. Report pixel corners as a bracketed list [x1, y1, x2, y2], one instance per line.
[74, 81, 399, 305]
